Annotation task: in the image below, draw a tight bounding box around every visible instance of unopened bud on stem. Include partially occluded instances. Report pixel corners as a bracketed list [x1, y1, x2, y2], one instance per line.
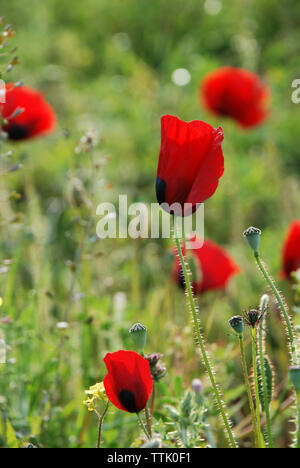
[243, 226, 261, 254]
[129, 323, 147, 353]
[229, 315, 244, 335]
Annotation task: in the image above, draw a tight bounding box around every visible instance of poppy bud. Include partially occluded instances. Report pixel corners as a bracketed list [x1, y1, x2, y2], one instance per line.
[129, 323, 147, 353]
[243, 226, 261, 254]
[228, 315, 244, 335]
[289, 366, 300, 393]
[246, 309, 260, 328]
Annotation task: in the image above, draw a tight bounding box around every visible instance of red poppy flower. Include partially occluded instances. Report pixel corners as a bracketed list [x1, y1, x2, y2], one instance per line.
[281, 220, 300, 280]
[173, 237, 239, 294]
[103, 350, 153, 413]
[1, 83, 56, 140]
[201, 67, 270, 128]
[156, 115, 224, 215]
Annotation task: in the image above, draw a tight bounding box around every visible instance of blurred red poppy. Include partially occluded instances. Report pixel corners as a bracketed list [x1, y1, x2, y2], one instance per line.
[103, 350, 153, 413]
[281, 220, 300, 280]
[1, 83, 56, 140]
[201, 67, 270, 128]
[173, 238, 239, 294]
[156, 115, 224, 215]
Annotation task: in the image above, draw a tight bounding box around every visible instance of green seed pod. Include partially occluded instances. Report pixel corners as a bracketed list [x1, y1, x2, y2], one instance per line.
[243, 226, 262, 254]
[228, 315, 244, 335]
[129, 323, 147, 353]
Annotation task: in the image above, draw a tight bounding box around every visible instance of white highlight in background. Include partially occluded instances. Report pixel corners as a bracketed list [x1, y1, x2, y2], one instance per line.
[171, 69, 191, 87]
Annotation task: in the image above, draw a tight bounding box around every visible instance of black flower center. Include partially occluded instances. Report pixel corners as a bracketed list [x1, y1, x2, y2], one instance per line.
[156, 176, 166, 205]
[119, 389, 138, 413]
[7, 124, 29, 140]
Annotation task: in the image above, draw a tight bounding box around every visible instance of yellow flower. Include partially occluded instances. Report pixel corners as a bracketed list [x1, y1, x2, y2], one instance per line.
[83, 382, 108, 412]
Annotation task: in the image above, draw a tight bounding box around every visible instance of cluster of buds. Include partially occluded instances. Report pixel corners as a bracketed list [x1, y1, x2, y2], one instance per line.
[83, 382, 108, 412]
[145, 353, 166, 382]
[229, 309, 261, 335]
[128, 322, 166, 381]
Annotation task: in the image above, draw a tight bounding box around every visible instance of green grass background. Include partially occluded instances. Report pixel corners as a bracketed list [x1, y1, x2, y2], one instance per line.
[0, 0, 299, 447]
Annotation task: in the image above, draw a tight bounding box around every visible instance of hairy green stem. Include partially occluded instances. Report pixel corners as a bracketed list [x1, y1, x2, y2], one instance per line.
[258, 297, 273, 448]
[296, 392, 300, 448]
[251, 327, 263, 447]
[238, 334, 258, 447]
[174, 232, 237, 448]
[137, 412, 151, 440]
[254, 252, 296, 364]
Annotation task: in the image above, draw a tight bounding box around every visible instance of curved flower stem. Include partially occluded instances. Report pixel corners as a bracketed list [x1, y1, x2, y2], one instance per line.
[258, 298, 273, 448]
[254, 252, 296, 364]
[96, 403, 109, 449]
[251, 327, 263, 448]
[174, 231, 237, 448]
[136, 412, 151, 440]
[238, 334, 258, 448]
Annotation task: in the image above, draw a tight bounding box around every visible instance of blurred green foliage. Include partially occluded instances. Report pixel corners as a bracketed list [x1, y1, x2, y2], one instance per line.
[0, 0, 299, 448]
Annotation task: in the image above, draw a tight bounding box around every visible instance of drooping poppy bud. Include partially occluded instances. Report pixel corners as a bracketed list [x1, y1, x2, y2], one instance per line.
[280, 221, 300, 280]
[173, 237, 239, 294]
[1, 83, 56, 141]
[103, 350, 153, 413]
[201, 67, 270, 128]
[156, 115, 224, 216]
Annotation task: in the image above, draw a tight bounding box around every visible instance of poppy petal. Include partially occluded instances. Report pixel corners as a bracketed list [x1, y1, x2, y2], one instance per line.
[2, 84, 56, 141]
[173, 238, 239, 294]
[281, 220, 300, 280]
[201, 67, 270, 128]
[156, 115, 224, 213]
